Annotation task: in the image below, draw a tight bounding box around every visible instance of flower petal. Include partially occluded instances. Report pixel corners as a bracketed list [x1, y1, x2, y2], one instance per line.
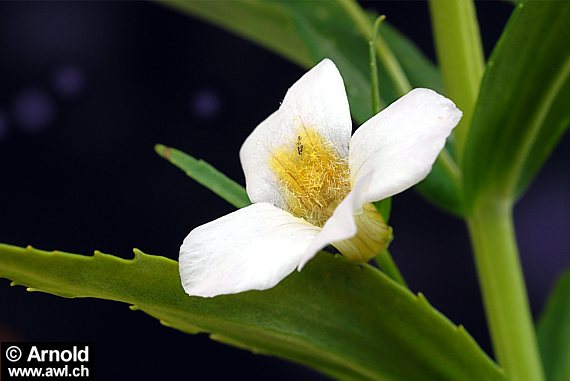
[240, 58, 352, 208]
[179, 203, 320, 297]
[349, 88, 462, 203]
[297, 172, 374, 269]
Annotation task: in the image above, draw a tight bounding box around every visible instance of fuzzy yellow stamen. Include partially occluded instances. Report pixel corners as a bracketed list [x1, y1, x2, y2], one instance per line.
[269, 125, 390, 262]
[269, 126, 350, 227]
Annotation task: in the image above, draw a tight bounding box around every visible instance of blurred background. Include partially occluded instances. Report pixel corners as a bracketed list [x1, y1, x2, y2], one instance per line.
[0, 1, 568, 380]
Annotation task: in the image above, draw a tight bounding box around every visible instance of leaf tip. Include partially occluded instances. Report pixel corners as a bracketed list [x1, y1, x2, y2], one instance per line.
[154, 144, 171, 160]
[129, 304, 139, 311]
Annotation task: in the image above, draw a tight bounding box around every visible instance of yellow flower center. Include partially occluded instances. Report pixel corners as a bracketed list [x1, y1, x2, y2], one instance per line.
[269, 126, 350, 227]
[269, 125, 391, 262]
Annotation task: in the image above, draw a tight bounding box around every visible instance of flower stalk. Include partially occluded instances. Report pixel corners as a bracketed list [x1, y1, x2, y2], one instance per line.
[368, 15, 407, 288]
[375, 249, 407, 288]
[467, 200, 544, 381]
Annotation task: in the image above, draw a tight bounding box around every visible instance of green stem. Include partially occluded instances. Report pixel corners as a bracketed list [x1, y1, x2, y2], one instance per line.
[467, 201, 544, 381]
[369, 15, 386, 114]
[369, 15, 394, 221]
[428, 0, 484, 162]
[375, 249, 407, 288]
[338, 0, 411, 96]
[367, 16, 401, 287]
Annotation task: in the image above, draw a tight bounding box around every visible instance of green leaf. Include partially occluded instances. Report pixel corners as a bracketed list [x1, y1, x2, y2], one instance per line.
[0, 243, 505, 381]
[285, 1, 375, 121]
[379, 24, 443, 93]
[162, 0, 312, 67]
[155, 144, 250, 208]
[415, 150, 464, 216]
[538, 269, 570, 381]
[160, 0, 464, 216]
[463, 1, 570, 209]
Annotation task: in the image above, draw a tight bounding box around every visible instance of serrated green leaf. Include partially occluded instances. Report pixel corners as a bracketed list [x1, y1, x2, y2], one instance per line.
[463, 1, 570, 209]
[155, 144, 250, 208]
[160, 0, 465, 216]
[538, 269, 570, 381]
[0, 243, 505, 381]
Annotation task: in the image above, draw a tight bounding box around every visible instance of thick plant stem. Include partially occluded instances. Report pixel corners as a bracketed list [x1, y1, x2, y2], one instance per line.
[467, 201, 544, 381]
[428, 0, 484, 162]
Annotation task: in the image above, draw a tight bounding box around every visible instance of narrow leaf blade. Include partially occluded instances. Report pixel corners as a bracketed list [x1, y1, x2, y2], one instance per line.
[379, 22, 443, 93]
[538, 269, 570, 381]
[162, 0, 312, 67]
[155, 144, 250, 208]
[463, 1, 570, 207]
[0, 243, 505, 381]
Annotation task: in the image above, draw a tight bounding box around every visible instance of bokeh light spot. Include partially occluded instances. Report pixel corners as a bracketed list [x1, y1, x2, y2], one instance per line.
[12, 88, 56, 133]
[52, 64, 86, 98]
[190, 88, 221, 120]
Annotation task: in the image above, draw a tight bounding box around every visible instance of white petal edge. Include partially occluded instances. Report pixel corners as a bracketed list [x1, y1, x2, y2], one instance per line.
[297, 172, 374, 270]
[179, 203, 320, 298]
[240, 58, 352, 209]
[348, 88, 462, 204]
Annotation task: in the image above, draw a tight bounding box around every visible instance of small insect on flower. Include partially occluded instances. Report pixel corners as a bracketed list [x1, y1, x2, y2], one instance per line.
[179, 59, 462, 297]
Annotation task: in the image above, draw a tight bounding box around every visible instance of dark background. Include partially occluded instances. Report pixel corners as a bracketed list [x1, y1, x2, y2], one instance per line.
[0, 2, 568, 380]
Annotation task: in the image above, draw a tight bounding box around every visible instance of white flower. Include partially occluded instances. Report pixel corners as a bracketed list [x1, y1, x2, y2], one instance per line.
[180, 59, 462, 297]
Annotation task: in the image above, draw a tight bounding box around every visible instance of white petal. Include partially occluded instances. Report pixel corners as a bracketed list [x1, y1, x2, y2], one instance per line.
[240, 58, 352, 208]
[297, 172, 373, 269]
[179, 203, 320, 297]
[280, 58, 352, 157]
[349, 88, 462, 203]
